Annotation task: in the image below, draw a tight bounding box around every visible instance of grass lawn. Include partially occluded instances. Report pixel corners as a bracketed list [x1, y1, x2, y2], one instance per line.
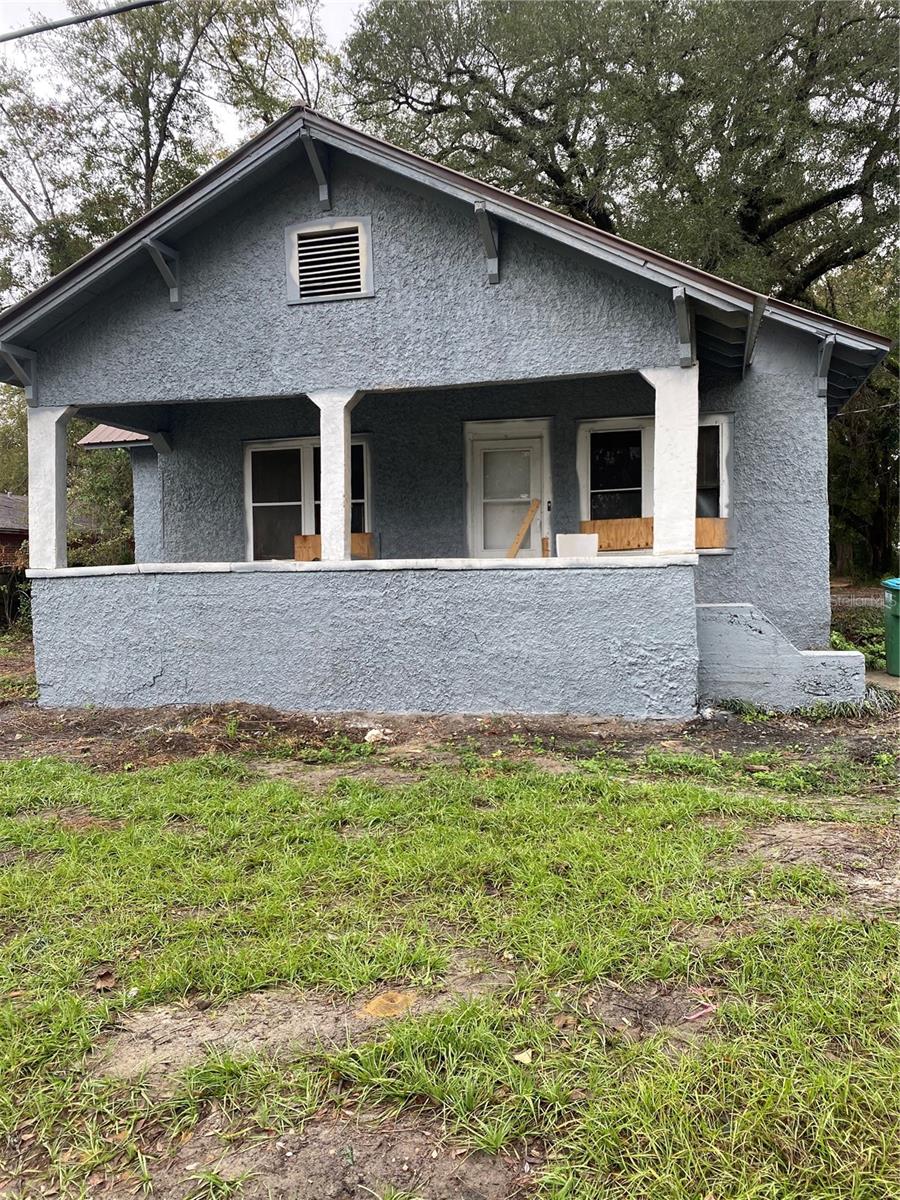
[0, 681, 897, 1197]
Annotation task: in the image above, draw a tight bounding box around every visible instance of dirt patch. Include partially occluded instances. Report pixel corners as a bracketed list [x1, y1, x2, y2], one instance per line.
[0, 684, 896, 774]
[32, 805, 125, 832]
[255, 758, 424, 792]
[570, 980, 720, 1051]
[735, 821, 900, 914]
[91, 952, 515, 1091]
[0, 845, 56, 868]
[92, 1109, 531, 1200]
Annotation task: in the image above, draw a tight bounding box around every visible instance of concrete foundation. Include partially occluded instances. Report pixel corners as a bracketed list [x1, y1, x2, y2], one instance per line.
[697, 603, 865, 709]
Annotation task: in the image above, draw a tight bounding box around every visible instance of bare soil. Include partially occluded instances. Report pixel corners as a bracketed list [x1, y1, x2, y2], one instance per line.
[562, 980, 720, 1053]
[91, 1110, 534, 1200]
[91, 951, 515, 1092]
[0, 693, 896, 780]
[734, 820, 900, 915]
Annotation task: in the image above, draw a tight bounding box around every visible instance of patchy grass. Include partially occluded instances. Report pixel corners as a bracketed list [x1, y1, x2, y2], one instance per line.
[0, 742, 897, 1198]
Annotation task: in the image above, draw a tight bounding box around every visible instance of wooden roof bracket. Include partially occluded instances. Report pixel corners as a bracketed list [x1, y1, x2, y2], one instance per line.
[672, 286, 695, 366]
[299, 124, 331, 211]
[143, 238, 181, 310]
[816, 334, 835, 400]
[0, 341, 36, 402]
[742, 294, 767, 375]
[475, 201, 500, 284]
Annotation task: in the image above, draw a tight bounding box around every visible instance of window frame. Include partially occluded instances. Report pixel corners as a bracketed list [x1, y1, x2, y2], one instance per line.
[577, 413, 733, 523]
[284, 215, 374, 305]
[577, 416, 655, 522]
[697, 413, 733, 519]
[243, 436, 372, 561]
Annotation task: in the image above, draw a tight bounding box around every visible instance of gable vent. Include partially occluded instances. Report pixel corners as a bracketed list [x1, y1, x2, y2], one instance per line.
[296, 225, 362, 299]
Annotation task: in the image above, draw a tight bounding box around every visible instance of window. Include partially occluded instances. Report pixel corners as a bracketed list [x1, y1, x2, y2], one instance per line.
[245, 438, 370, 560]
[697, 415, 732, 519]
[577, 417, 654, 521]
[284, 216, 373, 304]
[577, 414, 731, 525]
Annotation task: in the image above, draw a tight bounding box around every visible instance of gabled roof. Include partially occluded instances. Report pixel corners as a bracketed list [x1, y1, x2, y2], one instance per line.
[0, 106, 892, 413]
[78, 424, 151, 449]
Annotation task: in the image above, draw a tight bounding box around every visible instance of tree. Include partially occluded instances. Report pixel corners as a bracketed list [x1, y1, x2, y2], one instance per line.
[44, 0, 223, 231]
[343, 0, 898, 302]
[203, 0, 338, 129]
[819, 256, 899, 579]
[0, 67, 91, 297]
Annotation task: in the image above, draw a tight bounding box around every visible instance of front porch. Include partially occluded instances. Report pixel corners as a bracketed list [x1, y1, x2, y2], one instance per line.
[25, 369, 865, 716]
[29, 368, 721, 570]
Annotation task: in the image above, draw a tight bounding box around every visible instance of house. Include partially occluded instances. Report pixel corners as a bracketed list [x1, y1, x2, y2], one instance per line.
[0, 491, 97, 566]
[0, 495, 29, 564]
[0, 108, 890, 716]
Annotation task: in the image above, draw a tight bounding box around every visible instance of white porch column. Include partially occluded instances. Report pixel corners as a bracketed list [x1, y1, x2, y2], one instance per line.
[27, 405, 74, 569]
[308, 389, 361, 560]
[642, 365, 699, 555]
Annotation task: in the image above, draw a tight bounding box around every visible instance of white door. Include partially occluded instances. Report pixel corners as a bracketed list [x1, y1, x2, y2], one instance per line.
[469, 433, 547, 558]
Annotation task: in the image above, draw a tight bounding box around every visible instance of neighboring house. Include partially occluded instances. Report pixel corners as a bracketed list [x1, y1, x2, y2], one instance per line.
[0, 491, 97, 565]
[0, 495, 29, 564]
[0, 108, 891, 716]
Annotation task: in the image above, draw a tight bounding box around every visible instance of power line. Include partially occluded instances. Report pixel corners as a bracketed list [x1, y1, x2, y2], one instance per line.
[0, 0, 170, 44]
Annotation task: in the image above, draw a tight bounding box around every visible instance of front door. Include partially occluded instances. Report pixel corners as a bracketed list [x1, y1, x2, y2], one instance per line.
[467, 421, 550, 558]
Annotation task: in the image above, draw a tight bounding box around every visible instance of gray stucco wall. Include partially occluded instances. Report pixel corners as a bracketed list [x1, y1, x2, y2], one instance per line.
[31, 562, 699, 718]
[696, 324, 832, 648]
[130, 446, 163, 563]
[35, 153, 679, 407]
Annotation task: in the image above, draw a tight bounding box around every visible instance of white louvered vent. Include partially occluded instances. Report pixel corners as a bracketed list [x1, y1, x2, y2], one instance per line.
[296, 225, 362, 299]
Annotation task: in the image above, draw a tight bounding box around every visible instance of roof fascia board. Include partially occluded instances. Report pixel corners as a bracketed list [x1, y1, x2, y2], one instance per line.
[763, 303, 891, 355]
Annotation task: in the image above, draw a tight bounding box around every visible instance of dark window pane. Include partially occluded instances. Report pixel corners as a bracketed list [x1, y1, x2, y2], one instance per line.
[590, 430, 642, 491]
[313, 446, 321, 502]
[351, 501, 366, 533]
[251, 448, 301, 503]
[697, 425, 720, 490]
[697, 488, 720, 518]
[252, 504, 302, 559]
[351, 444, 365, 501]
[590, 490, 642, 520]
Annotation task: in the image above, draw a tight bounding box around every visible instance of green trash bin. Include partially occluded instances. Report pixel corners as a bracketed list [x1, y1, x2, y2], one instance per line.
[883, 578, 900, 677]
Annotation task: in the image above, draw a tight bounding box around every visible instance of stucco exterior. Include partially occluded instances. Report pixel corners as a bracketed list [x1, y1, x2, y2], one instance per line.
[695, 324, 832, 648]
[697, 604, 864, 709]
[31, 562, 699, 717]
[34, 153, 680, 408]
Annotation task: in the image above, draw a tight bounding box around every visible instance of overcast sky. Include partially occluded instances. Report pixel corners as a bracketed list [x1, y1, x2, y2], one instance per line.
[0, 0, 364, 42]
[0, 0, 366, 100]
[1, 0, 366, 145]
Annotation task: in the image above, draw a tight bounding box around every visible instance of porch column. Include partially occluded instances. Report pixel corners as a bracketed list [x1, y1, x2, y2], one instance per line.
[308, 389, 361, 560]
[27, 405, 74, 569]
[642, 365, 699, 555]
